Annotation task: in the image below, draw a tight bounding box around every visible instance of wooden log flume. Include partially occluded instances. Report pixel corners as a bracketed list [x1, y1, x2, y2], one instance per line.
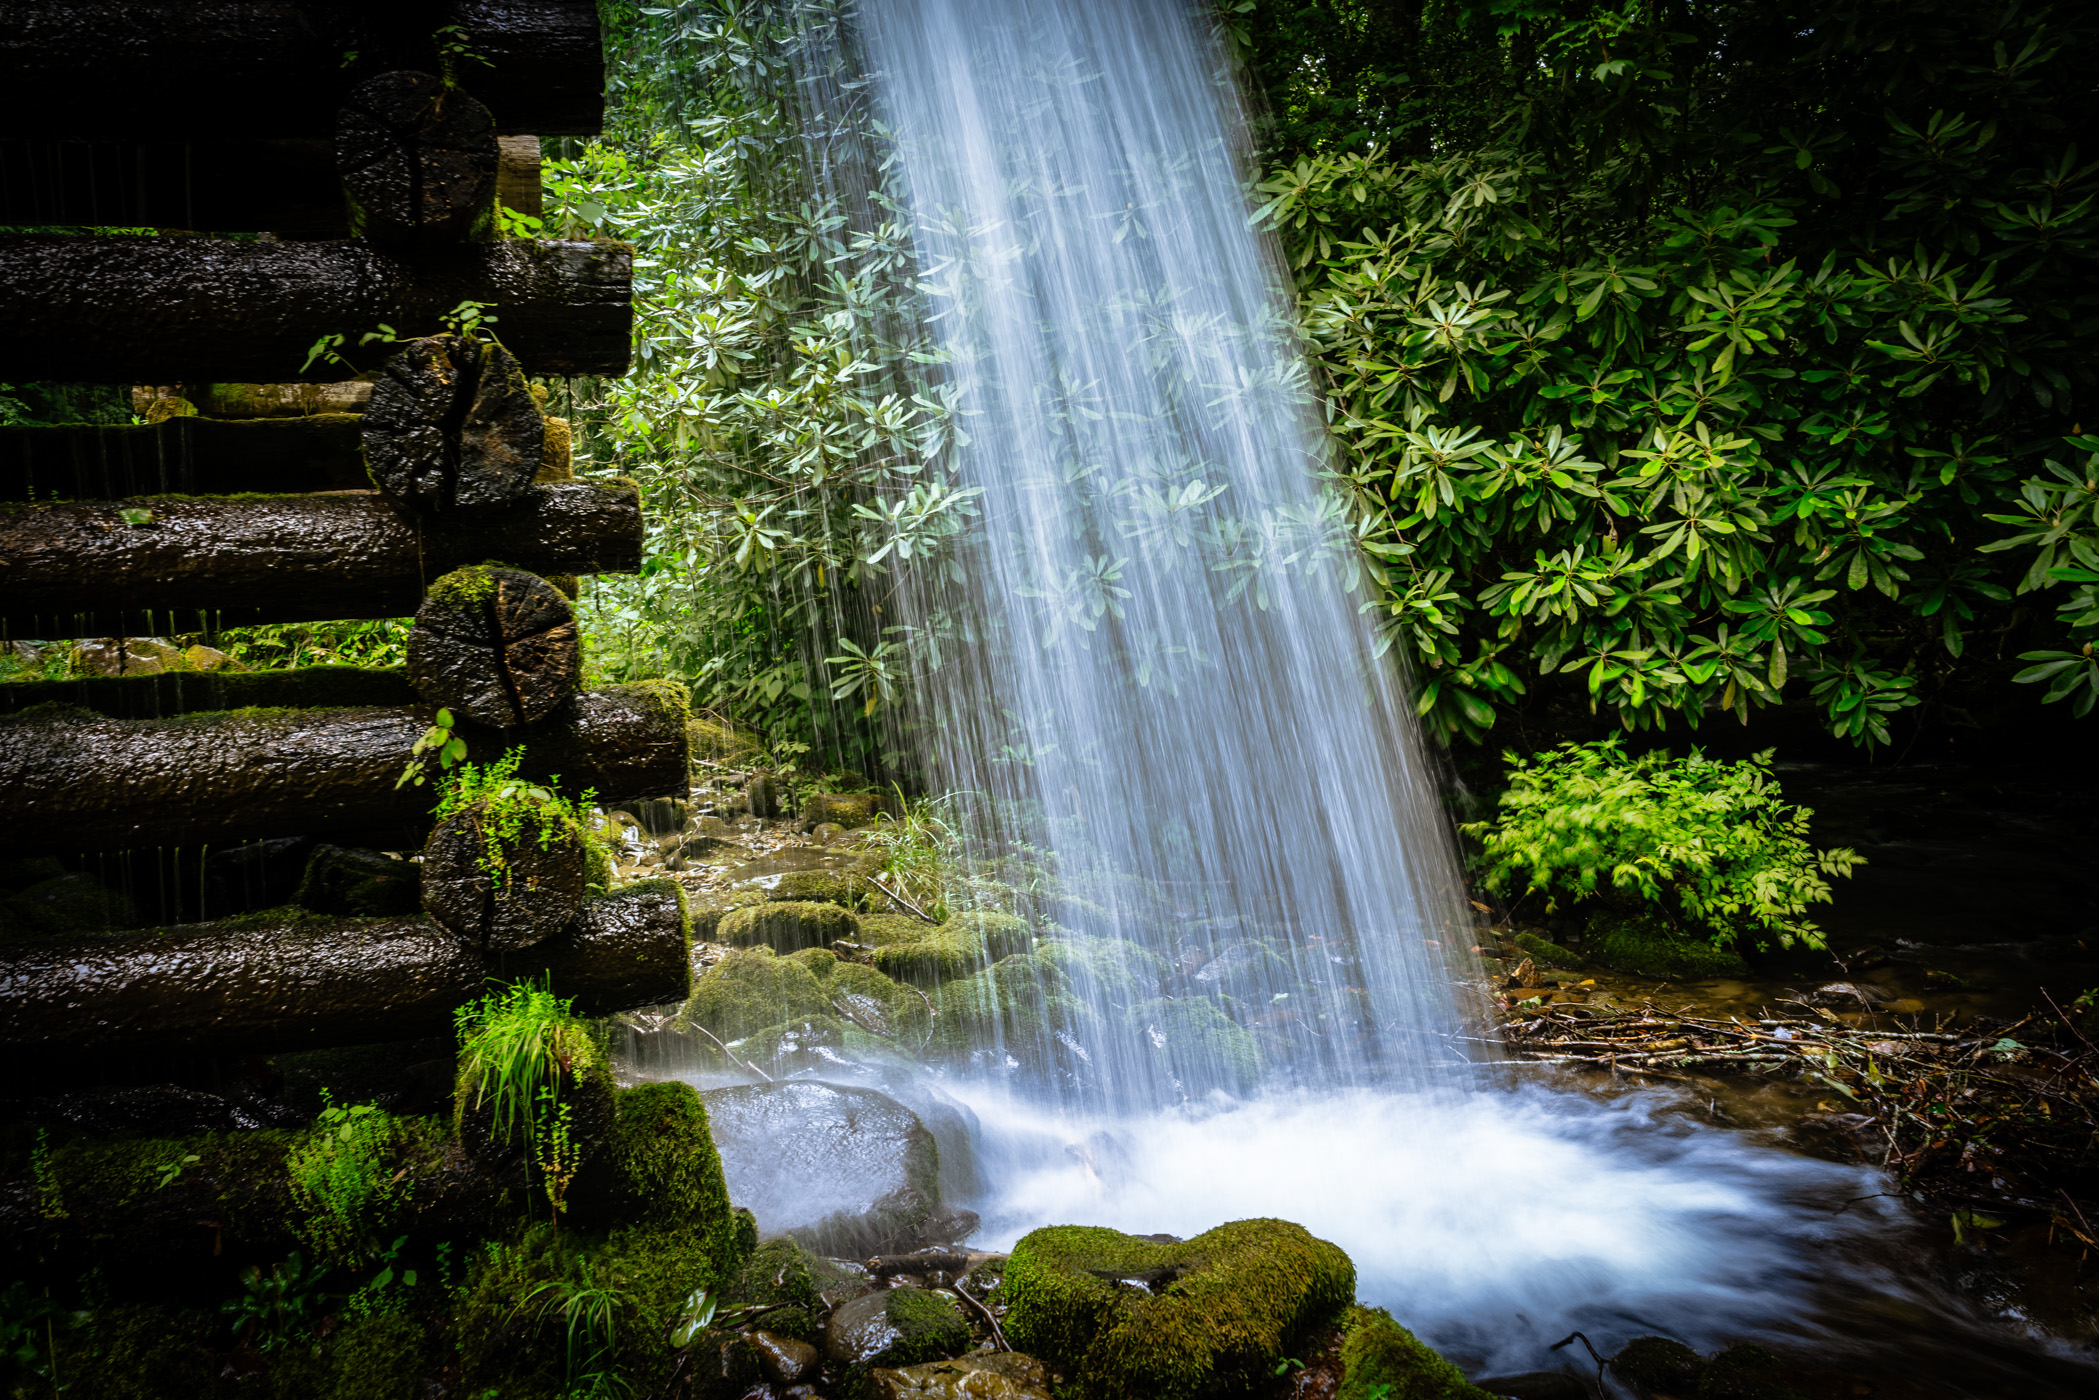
[0, 480, 638, 636]
[0, 236, 631, 382]
[408, 566, 582, 727]
[0, 1, 604, 140]
[0, 665, 417, 720]
[0, 681, 690, 855]
[0, 882, 690, 1058]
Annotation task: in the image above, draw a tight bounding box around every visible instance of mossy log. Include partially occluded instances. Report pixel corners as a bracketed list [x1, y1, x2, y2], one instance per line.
[422, 805, 588, 952]
[0, 665, 415, 719]
[337, 71, 499, 247]
[0, 480, 639, 638]
[0, 3, 604, 140]
[362, 336, 543, 514]
[1, 415, 368, 501]
[184, 381, 374, 418]
[408, 567, 580, 727]
[0, 134, 540, 236]
[0, 681, 690, 856]
[0, 235, 631, 382]
[0, 881, 690, 1059]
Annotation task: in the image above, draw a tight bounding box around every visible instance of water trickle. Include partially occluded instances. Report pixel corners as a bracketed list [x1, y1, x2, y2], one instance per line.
[854, 0, 1477, 1106]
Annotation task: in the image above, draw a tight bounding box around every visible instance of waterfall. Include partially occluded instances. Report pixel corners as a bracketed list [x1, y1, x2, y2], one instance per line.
[853, 0, 1480, 1107]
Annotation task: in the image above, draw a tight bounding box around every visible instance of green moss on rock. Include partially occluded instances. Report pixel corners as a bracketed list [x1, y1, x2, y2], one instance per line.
[800, 791, 897, 830]
[927, 953, 1095, 1061]
[1035, 936, 1166, 1006]
[1336, 1305, 1497, 1400]
[718, 899, 857, 952]
[53, 1304, 215, 1400]
[769, 868, 872, 908]
[689, 888, 766, 940]
[1512, 931, 1584, 970]
[873, 921, 985, 984]
[1612, 1336, 1704, 1395]
[1128, 997, 1262, 1094]
[576, 1082, 739, 1260]
[689, 715, 763, 765]
[1004, 1219, 1353, 1400]
[1591, 914, 1747, 980]
[683, 946, 833, 1039]
[856, 911, 929, 947]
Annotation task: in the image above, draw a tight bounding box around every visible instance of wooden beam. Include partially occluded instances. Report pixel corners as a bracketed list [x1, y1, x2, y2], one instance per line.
[0, 235, 631, 382]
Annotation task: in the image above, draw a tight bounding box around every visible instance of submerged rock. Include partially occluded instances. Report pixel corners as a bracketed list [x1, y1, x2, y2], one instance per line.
[702, 1081, 965, 1256]
[871, 1352, 1055, 1400]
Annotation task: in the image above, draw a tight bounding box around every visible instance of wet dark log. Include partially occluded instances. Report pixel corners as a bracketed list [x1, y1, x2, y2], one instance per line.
[0, 882, 690, 1058]
[363, 336, 543, 514]
[407, 567, 580, 727]
[422, 805, 588, 952]
[0, 480, 639, 638]
[0, 236, 631, 382]
[337, 72, 499, 246]
[0, 3, 603, 140]
[0, 134, 541, 235]
[180, 382, 374, 418]
[0, 681, 690, 856]
[1, 415, 368, 501]
[0, 665, 415, 720]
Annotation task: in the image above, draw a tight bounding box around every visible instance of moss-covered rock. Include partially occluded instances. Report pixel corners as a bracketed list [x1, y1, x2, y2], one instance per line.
[927, 953, 1095, 1063]
[1591, 914, 1747, 980]
[720, 1235, 871, 1344]
[856, 911, 929, 947]
[801, 790, 899, 831]
[947, 909, 1030, 958]
[573, 1082, 740, 1261]
[1036, 935, 1166, 1006]
[1003, 1219, 1353, 1400]
[326, 1313, 434, 1400]
[1128, 997, 1262, 1094]
[1698, 1343, 1803, 1400]
[718, 898, 857, 951]
[683, 945, 834, 1039]
[874, 920, 986, 984]
[769, 867, 873, 908]
[689, 715, 763, 766]
[53, 1304, 217, 1400]
[1612, 1336, 1704, 1396]
[825, 1285, 972, 1396]
[1335, 1305, 1497, 1400]
[1512, 931, 1584, 970]
[4, 871, 139, 938]
[689, 887, 767, 940]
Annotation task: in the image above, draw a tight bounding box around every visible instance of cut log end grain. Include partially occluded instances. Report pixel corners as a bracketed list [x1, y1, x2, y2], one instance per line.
[336, 71, 500, 246]
[407, 566, 580, 728]
[422, 805, 587, 953]
[362, 336, 544, 515]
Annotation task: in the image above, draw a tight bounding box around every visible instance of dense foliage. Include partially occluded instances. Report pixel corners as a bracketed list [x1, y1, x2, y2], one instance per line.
[1244, 0, 2099, 745]
[1462, 738, 1859, 949]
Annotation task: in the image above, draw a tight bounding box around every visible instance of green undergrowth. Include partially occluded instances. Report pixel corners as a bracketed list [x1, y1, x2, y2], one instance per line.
[454, 979, 611, 1225]
[285, 1098, 440, 1267]
[435, 747, 609, 895]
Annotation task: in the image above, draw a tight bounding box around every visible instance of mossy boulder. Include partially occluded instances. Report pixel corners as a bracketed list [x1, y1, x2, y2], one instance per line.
[689, 887, 767, 940]
[802, 790, 899, 831]
[1512, 931, 1584, 970]
[573, 1082, 740, 1255]
[689, 715, 763, 766]
[1612, 1336, 1704, 1396]
[857, 911, 930, 948]
[683, 945, 834, 1040]
[770, 867, 874, 908]
[791, 948, 933, 1040]
[1, 871, 138, 940]
[1004, 1219, 1353, 1400]
[720, 1235, 871, 1344]
[874, 920, 986, 984]
[927, 953, 1096, 1064]
[719, 898, 858, 951]
[824, 1285, 972, 1394]
[1336, 1305, 1498, 1400]
[1590, 914, 1747, 980]
[1128, 996, 1263, 1095]
[51, 1304, 215, 1400]
[1036, 935, 1167, 1005]
[1698, 1344, 1803, 1400]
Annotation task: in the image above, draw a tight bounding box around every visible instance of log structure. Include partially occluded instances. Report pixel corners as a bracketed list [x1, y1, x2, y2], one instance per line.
[0, 236, 630, 382]
[0, 882, 690, 1058]
[0, 2, 604, 140]
[0, 683, 689, 856]
[0, 481, 639, 636]
[0, 135, 542, 236]
[407, 566, 582, 727]
[0, 0, 686, 1063]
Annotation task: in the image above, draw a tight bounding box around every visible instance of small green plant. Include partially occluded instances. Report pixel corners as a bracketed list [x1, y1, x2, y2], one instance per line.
[498, 205, 545, 238]
[153, 1151, 200, 1192]
[456, 979, 599, 1226]
[1463, 739, 1861, 951]
[668, 1288, 716, 1349]
[30, 1130, 65, 1219]
[521, 1262, 635, 1399]
[433, 746, 603, 893]
[399, 707, 470, 789]
[343, 1235, 420, 1319]
[0, 1282, 77, 1392]
[433, 24, 492, 89]
[223, 1252, 330, 1351]
[857, 790, 961, 919]
[285, 1094, 417, 1266]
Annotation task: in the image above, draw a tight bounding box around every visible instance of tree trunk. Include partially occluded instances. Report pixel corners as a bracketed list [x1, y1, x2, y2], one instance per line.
[0, 882, 690, 1058]
[337, 72, 499, 247]
[422, 804, 589, 952]
[407, 566, 580, 727]
[0, 3, 604, 140]
[0, 664, 416, 720]
[0, 681, 690, 856]
[0, 236, 631, 382]
[0, 134, 541, 236]
[362, 336, 543, 514]
[1, 415, 369, 500]
[0, 480, 639, 637]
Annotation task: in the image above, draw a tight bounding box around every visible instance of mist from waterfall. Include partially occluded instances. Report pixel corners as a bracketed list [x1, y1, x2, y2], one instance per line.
[852, 0, 1480, 1108]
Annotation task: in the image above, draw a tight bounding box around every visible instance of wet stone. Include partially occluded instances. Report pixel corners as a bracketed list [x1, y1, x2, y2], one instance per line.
[870, 1352, 1055, 1400]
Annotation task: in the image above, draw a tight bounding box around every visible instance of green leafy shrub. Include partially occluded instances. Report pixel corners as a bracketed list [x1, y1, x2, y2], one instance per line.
[1463, 739, 1859, 951]
[284, 1097, 430, 1266]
